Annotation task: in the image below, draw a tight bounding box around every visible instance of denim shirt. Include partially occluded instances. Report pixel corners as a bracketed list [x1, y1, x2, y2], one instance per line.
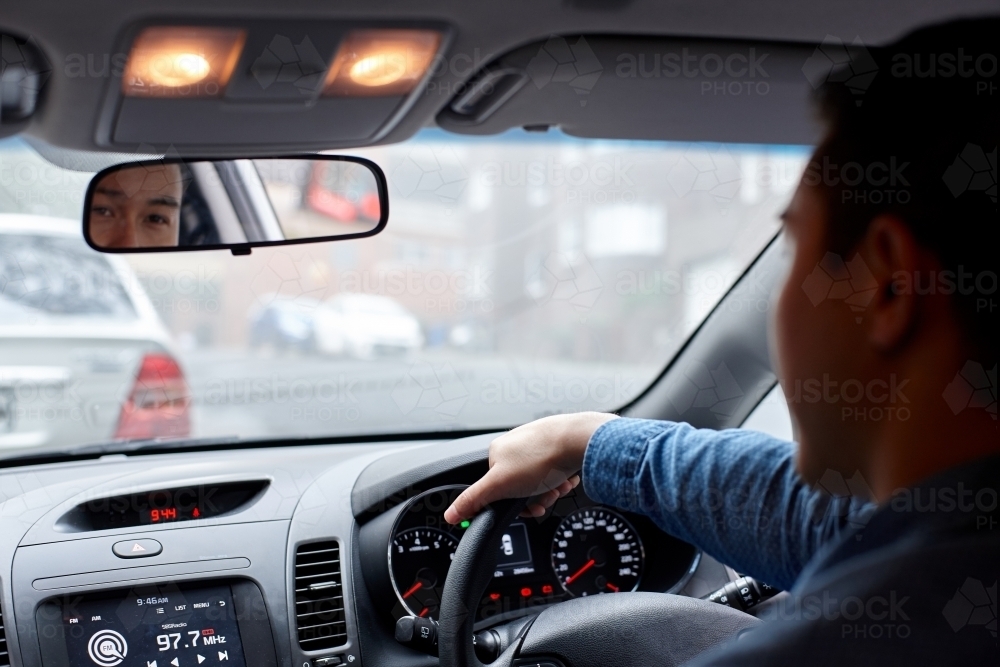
[582, 418, 999, 665]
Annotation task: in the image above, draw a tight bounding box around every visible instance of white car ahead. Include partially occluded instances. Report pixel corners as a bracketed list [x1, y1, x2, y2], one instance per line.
[313, 293, 424, 360]
[0, 213, 190, 452]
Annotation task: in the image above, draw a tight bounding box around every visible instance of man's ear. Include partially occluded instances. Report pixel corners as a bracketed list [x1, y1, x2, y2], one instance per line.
[857, 215, 928, 352]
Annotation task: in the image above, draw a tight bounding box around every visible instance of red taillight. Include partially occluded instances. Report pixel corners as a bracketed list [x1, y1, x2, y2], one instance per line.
[115, 353, 191, 439]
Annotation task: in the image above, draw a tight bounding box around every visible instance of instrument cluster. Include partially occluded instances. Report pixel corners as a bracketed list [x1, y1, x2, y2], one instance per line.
[381, 485, 700, 623]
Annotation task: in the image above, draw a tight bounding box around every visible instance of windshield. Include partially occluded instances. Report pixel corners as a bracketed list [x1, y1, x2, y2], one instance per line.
[0, 132, 807, 454]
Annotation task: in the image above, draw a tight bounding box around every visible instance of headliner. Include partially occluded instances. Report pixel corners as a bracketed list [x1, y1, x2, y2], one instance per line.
[3, 0, 996, 152]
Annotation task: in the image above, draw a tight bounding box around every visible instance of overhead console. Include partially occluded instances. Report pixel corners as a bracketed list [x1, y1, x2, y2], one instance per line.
[94, 19, 451, 153]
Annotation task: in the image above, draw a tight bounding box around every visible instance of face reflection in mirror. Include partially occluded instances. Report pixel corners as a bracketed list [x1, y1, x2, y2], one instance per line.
[89, 163, 184, 248]
[85, 157, 386, 253]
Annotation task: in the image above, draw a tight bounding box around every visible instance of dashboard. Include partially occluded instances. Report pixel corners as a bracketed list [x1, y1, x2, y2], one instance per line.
[0, 434, 735, 667]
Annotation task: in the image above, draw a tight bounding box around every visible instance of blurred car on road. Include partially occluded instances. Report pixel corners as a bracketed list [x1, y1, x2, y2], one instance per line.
[0, 214, 190, 449]
[248, 295, 322, 353]
[247, 293, 423, 359]
[314, 294, 424, 359]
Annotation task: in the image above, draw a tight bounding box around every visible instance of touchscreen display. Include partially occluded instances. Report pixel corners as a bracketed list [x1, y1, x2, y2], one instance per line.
[39, 584, 248, 667]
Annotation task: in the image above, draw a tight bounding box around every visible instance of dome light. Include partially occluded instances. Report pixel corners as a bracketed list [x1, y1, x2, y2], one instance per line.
[122, 27, 246, 97]
[324, 30, 441, 97]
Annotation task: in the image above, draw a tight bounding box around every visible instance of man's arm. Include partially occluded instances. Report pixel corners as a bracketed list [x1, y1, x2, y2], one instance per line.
[444, 412, 874, 592]
[583, 418, 872, 591]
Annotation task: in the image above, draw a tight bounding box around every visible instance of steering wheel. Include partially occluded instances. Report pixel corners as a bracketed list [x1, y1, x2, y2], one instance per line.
[438, 499, 762, 667]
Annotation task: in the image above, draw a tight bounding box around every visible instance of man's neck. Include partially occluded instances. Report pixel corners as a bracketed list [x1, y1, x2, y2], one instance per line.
[865, 363, 998, 503]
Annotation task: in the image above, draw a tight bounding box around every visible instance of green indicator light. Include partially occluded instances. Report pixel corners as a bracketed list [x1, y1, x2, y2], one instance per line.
[460, 520, 471, 529]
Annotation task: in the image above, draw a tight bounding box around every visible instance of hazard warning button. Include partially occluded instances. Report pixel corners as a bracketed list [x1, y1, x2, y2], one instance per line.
[112, 539, 162, 558]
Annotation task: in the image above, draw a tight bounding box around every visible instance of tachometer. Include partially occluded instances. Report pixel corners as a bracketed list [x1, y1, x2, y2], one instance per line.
[551, 507, 644, 597]
[390, 527, 460, 619]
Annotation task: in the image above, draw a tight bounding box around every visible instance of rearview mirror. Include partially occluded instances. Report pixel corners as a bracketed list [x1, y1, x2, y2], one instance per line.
[83, 155, 387, 254]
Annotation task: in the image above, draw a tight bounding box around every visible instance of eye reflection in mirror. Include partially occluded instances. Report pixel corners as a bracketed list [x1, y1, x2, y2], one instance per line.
[84, 156, 388, 254]
[89, 163, 185, 249]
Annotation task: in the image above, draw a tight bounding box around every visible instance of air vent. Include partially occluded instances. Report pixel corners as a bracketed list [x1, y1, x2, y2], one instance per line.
[0, 595, 9, 667]
[294, 541, 347, 651]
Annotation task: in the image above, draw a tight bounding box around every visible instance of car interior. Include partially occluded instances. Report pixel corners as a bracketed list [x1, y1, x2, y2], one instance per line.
[0, 2, 994, 667]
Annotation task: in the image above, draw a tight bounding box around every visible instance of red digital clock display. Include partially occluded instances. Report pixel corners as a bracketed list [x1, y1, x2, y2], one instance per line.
[148, 506, 200, 522]
[65, 480, 267, 531]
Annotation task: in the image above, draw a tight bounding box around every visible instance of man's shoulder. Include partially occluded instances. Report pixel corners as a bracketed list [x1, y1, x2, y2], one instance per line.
[690, 528, 998, 666]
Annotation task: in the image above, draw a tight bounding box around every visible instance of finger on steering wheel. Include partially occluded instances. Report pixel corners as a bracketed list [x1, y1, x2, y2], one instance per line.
[521, 475, 580, 517]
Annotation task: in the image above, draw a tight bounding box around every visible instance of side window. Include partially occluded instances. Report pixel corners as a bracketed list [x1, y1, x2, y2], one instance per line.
[742, 383, 794, 441]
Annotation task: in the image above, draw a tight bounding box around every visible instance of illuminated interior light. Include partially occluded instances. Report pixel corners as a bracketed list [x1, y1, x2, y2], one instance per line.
[148, 52, 211, 86]
[323, 29, 441, 97]
[350, 54, 407, 87]
[122, 26, 246, 98]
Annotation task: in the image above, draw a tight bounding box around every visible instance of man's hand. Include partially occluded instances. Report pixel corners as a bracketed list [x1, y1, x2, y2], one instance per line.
[444, 412, 618, 524]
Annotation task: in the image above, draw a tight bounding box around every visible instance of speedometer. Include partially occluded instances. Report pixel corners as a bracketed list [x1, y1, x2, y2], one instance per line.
[551, 507, 644, 597]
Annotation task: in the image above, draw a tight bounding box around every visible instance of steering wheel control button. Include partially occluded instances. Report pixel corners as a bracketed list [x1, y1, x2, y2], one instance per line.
[704, 575, 779, 612]
[395, 615, 440, 655]
[312, 657, 342, 667]
[112, 539, 162, 558]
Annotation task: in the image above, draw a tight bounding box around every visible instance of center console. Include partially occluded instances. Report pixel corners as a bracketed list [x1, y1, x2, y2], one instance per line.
[11, 520, 292, 667]
[3, 448, 379, 667]
[35, 580, 275, 667]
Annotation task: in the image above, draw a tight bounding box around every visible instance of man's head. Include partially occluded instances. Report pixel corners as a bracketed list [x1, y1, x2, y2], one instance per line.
[88, 162, 184, 248]
[774, 19, 997, 487]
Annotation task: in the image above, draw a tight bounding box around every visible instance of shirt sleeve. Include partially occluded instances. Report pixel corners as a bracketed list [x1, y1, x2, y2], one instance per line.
[581, 417, 873, 591]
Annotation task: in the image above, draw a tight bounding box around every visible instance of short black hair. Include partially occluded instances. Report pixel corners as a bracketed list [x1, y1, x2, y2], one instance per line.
[811, 18, 997, 356]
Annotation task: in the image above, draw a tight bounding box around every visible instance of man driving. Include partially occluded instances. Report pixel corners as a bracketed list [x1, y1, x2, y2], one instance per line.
[446, 19, 997, 666]
[88, 162, 184, 248]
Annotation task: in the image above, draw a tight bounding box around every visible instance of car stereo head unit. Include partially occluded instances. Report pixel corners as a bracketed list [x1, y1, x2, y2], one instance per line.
[35, 580, 277, 667]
